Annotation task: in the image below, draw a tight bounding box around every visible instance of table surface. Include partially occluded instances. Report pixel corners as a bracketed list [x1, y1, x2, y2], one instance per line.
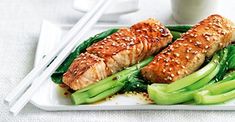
[1, 0, 235, 121]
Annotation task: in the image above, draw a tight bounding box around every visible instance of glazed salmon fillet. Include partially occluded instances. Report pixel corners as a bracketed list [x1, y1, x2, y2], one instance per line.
[63, 19, 173, 90]
[141, 14, 235, 83]
[63, 52, 108, 90]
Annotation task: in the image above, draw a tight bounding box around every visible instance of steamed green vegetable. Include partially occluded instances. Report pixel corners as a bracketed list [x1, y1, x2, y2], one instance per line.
[170, 31, 182, 41]
[221, 71, 235, 82]
[71, 57, 154, 105]
[227, 45, 235, 69]
[165, 25, 192, 32]
[214, 48, 228, 81]
[186, 64, 220, 91]
[148, 84, 198, 105]
[193, 45, 235, 105]
[194, 80, 235, 104]
[119, 70, 149, 93]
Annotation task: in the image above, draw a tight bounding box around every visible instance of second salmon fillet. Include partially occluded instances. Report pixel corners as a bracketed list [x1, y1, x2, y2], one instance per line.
[141, 14, 235, 83]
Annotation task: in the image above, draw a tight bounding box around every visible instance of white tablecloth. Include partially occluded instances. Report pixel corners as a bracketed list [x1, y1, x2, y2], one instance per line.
[1, 0, 235, 121]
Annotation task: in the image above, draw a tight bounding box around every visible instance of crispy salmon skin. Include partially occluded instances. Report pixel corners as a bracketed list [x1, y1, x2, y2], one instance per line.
[63, 19, 173, 90]
[141, 14, 235, 83]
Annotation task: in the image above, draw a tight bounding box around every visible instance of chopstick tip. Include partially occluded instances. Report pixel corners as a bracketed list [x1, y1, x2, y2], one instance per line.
[9, 107, 20, 116]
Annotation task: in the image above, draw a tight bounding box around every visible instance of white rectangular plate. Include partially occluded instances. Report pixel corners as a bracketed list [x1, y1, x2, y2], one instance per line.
[31, 20, 235, 111]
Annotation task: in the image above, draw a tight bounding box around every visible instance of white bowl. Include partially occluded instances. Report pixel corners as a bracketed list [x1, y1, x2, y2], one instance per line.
[171, 0, 218, 24]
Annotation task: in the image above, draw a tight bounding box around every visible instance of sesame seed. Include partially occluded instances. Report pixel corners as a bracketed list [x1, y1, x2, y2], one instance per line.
[226, 24, 231, 28]
[186, 49, 190, 53]
[174, 53, 180, 57]
[192, 51, 198, 55]
[169, 68, 172, 71]
[177, 71, 180, 75]
[186, 56, 189, 59]
[188, 47, 192, 51]
[167, 48, 172, 52]
[142, 28, 148, 31]
[129, 41, 134, 45]
[164, 58, 169, 63]
[167, 76, 172, 80]
[99, 46, 104, 49]
[190, 33, 194, 37]
[219, 43, 223, 47]
[214, 23, 222, 28]
[163, 69, 166, 73]
[194, 41, 201, 46]
[217, 29, 222, 34]
[221, 31, 226, 35]
[162, 33, 169, 37]
[175, 60, 180, 64]
[111, 43, 116, 46]
[202, 50, 207, 53]
[162, 50, 167, 54]
[197, 41, 202, 45]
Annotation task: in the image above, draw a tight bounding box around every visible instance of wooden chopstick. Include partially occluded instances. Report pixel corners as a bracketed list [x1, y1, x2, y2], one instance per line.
[4, 0, 106, 106]
[7, 0, 112, 115]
